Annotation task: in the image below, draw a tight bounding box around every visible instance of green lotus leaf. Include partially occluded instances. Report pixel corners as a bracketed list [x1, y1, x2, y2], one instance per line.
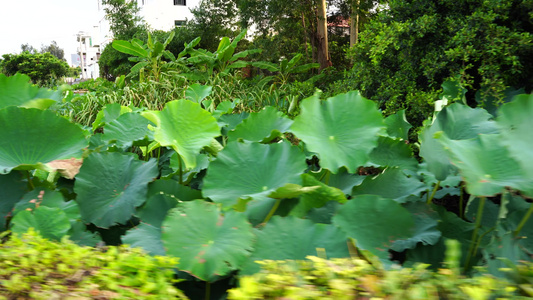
[169, 152, 210, 184]
[240, 216, 349, 275]
[92, 103, 132, 131]
[147, 178, 203, 201]
[67, 221, 102, 247]
[218, 112, 249, 135]
[333, 195, 414, 259]
[437, 133, 531, 196]
[369, 136, 418, 171]
[309, 168, 365, 195]
[0, 107, 87, 174]
[185, 83, 212, 103]
[227, 106, 293, 143]
[202, 141, 307, 208]
[102, 112, 154, 148]
[13, 188, 80, 224]
[390, 202, 441, 252]
[352, 168, 426, 203]
[290, 173, 347, 217]
[0, 172, 27, 231]
[497, 94, 533, 180]
[0, 73, 61, 109]
[11, 206, 70, 240]
[74, 152, 158, 228]
[124, 222, 165, 256]
[384, 109, 412, 140]
[162, 200, 254, 281]
[137, 193, 179, 228]
[419, 103, 498, 181]
[290, 91, 384, 173]
[267, 183, 319, 199]
[150, 100, 220, 169]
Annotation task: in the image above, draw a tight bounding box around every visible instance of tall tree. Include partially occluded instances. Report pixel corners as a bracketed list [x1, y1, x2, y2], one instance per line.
[102, 0, 144, 39]
[41, 41, 65, 60]
[20, 44, 37, 54]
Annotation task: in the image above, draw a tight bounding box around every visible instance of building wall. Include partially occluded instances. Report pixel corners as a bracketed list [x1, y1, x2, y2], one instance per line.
[138, 0, 201, 31]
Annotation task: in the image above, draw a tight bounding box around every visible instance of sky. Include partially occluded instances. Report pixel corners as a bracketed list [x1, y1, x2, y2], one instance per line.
[0, 0, 100, 66]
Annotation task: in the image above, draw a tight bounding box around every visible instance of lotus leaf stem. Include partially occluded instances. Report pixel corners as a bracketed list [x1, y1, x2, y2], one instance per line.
[178, 155, 183, 185]
[427, 181, 440, 204]
[205, 281, 211, 300]
[464, 196, 485, 273]
[459, 183, 465, 219]
[514, 202, 533, 237]
[262, 199, 282, 224]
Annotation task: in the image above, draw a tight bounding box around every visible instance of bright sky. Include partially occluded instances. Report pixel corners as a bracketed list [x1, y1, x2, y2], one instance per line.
[0, 0, 100, 66]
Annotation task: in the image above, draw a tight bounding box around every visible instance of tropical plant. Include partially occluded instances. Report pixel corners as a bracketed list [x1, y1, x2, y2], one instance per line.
[252, 53, 319, 86]
[1, 72, 532, 298]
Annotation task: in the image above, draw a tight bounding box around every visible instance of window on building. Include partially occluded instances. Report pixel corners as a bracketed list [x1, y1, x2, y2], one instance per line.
[174, 0, 186, 5]
[175, 20, 186, 27]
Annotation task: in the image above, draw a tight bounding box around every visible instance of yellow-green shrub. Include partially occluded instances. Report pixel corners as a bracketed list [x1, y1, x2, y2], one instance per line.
[0, 229, 187, 299]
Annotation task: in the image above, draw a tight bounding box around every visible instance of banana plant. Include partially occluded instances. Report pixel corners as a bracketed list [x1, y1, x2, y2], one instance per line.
[252, 53, 320, 87]
[185, 30, 262, 80]
[112, 31, 199, 82]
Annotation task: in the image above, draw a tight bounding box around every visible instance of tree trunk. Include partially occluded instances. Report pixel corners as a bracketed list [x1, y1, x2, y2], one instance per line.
[350, 0, 360, 47]
[316, 0, 331, 70]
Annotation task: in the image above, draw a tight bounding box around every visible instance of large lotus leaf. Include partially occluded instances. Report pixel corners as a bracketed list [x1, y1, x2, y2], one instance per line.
[0, 73, 61, 109]
[437, 133, 532, 196]
[290, 91, 385, 173]
[352, 168, 426, 203]
[227, 106, 293, 143]
[419, 103, 498, 181]
[465, 197, 500, 228]
[92, 103, 132, 131]
[11, 206, 70, 240]
[390, 202, 441, 252]
[241, 216, 349, 275]
[74, 152, 158, 228]
[290, 173, 347, 217]
[169, 152, 210, 183]
[203, 141, 307, 208]
[369, 136, 418, 171]
[497, 94, 533, 180]
[0, 107, 88, 174]
[218, 112, 249, 135]
[0, 172, 27, 231]
[102, 112, 154, 148]
[384, 110, 412, 140]
[162, 200, 254, 281]
[137, 193, 179, 228]
[333, 195, 414, 259]
[149, 100, 220, 169]
[483, 228, 530, 277]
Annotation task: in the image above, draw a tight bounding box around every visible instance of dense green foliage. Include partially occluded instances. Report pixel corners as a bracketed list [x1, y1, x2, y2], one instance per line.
[0, 229, 187, 299]
[0, 52, 70, 85]
[333, 0, 533, 126]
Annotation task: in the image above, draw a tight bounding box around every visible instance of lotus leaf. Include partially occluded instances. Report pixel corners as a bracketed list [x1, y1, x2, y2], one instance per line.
[437, 134, 531, 196]
[497, 94, 533, 181]
[290, 91, 384, 173]
[390, 202, 441, 252]
[149, 100, 220, 169]
[162, 200, 254, 281]
[227, 106, 293, 143]
[202, 141, 307, 208]
[92, 103, 132, 131]
[0, 73, 61, 109]
[290, 173, 347, 217]
[369, 136, 418, 171]
[0, 107, 87, 174]
[74, 152, 158, 228]
[419, 103, 498, 181]
[0, 172, 26, 231]
[185, 83, 212, 103]
[123, 222, 165, 256]
[11, 206, 70, 240]
[240, 216, 349, 275]
[102, 112, 154, 148]
[352, 168, 426, 203]
[333, 195, 414, 259]
[384, 109, 412, 140]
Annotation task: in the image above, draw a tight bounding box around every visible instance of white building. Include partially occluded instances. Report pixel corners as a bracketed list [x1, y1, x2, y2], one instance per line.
[76, 0, 200, 79]
[77, 27, 102, 79]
